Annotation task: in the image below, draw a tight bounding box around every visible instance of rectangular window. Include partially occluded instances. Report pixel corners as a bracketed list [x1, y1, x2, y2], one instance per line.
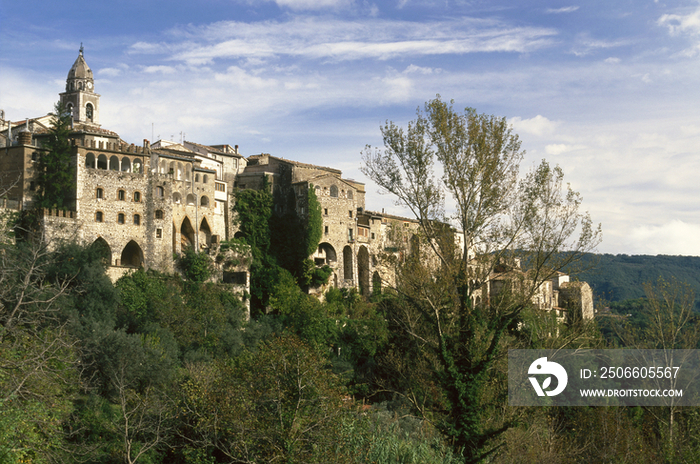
[349, 211, 353, 218]
[133, 214, 140, 226]
[324, 225, 329, 234]
[95, 211, 103, 222]
[156, 228, 162, 238]
[96, 188, 103, 199]
[118, 190, 125, 201]
[348, 229, 353, 241]
[118, 213, 125, 224]
[324, 208, 328, 215]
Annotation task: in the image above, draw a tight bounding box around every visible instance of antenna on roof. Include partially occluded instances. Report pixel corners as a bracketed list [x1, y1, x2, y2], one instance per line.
[80, 43, 84, 55]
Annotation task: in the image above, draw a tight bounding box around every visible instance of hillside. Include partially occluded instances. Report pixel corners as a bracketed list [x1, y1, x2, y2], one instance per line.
[569, 253, 700, 310]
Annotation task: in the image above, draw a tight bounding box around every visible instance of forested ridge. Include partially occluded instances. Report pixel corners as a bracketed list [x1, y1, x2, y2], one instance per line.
[570, 253, 700, 310]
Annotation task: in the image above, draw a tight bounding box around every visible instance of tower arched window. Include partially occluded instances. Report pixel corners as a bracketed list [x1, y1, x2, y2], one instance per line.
[330, 185, 338, 197]
[86, 103, 93, 121]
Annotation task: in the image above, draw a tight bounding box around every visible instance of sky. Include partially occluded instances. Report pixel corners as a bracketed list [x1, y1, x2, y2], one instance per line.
[2, 0, 700, 256]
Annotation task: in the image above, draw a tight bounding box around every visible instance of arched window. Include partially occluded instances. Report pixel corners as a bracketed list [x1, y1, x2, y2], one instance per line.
[347, 189, 353, 200]
[109, 155, 119, 171]
[177, 163, 183, 180]
[133, 191, 141, 202]
[156, 186, 164, 197]
[133, 159, 142, 174]
[203, 174, 208, 184]
[133, 214, 141, 226]
[186, 194, 196, 205]
[97, 154, 107, 170]
[118, 189, 126, 201]
[186, 165, 192, 181]
[330, 185, 338, 197]
[86, 103, 93, 121]
[195, 173, 200, 182]
[117, 213, 125, 224]
[173, 192, 181, 204]
[85, 152, 95, 168]
[96, 187, 103, 199]
[200, 196, 209, 207]
[121, 157, 131, 172]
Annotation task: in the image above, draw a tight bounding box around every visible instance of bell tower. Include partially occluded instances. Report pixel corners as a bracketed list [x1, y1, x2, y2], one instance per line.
[59, 45, 100, 127]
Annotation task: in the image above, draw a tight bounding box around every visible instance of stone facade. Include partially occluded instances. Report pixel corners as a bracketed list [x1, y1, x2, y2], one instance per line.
[0, 48, 594, 323]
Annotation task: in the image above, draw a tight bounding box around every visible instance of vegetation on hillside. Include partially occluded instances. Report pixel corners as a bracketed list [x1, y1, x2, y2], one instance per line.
[4, 98, 700, 463]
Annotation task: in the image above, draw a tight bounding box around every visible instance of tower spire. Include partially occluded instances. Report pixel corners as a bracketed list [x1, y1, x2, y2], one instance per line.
[80, 43, 84, 55]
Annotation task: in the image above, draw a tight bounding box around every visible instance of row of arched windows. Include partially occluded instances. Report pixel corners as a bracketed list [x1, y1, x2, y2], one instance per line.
[95, 211, 141, 225]
[96, 187, 141, 202]
[86, 153, 142, 173]
[172, 192, 210, 207]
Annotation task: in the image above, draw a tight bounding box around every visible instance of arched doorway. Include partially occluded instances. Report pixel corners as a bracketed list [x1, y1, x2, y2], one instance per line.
[90, 237, 111, 266]
[181, 217, 195, 250]
[314, 242, 337, 266]
[120, 241, 144, 268]
[199, 217, 212, 248]
[358, 246, 370, 297]
[343, 246, 353, 282]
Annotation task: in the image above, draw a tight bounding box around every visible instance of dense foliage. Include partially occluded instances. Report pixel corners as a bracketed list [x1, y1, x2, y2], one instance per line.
[36, 101, 75, 210]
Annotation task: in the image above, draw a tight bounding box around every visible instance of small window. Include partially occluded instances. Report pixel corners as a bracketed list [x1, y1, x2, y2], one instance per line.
[133, 191, 141, 202]
[348, 229, 353, 241]
[324, 225, 329, 234]
[156, 186, 164, 197]
[156, 228, 162, 238]
[31, 152, 38, 161]
[348, 190, 353, 200]
[155, 210, 164, 219]
[29, 181, 36, 191]
[330, 185, 338, 197]
[95, 211, 103, 222]
[324, 208, 328, 215]
[96, 188, 103, 199]
[349, 210, 353, 218]
[201, 196, 209, 207]
[117, 213, 125, 224]
[371, 232, 375, 240]
[118, 189, 126, 201]
[195, 174, 200, 182]
[133, 214, 141, 226]
[203, 174, 208, 183]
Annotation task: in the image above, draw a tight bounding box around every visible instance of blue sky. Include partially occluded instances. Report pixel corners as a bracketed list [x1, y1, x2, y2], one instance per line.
[2, 0, 700, 256]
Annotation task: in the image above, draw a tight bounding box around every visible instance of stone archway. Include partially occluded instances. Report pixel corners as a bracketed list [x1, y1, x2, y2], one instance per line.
[343, 245, 353, 282]
[120, 240, 144, 268]
[199, 217, 212, 248]
[90, 236, 111, 266]
[358, 246, 370, 297]
[181, 217, 195, 250]
[315, 242, 337, 266]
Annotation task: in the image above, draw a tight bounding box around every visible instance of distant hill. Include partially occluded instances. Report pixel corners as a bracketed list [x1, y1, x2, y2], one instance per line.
[567, 254, 700, 310]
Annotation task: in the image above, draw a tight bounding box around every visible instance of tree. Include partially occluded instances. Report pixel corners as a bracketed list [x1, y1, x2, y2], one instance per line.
[0, 213, 79, 463]
[36, 102, 75, 210]
[361, 96, 601, 462]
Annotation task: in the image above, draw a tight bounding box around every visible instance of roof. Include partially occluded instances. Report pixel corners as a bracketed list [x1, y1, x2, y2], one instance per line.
[247, 153, 341, 175]
[67, 49, 93, 80]
[185, 140, 243, 159]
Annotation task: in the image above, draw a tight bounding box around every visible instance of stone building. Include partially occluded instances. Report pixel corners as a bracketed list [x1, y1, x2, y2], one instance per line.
[0, 48, 593, 322]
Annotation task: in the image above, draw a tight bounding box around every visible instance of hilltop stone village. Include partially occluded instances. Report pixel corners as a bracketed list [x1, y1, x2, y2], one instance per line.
[0, 48, 593, 321]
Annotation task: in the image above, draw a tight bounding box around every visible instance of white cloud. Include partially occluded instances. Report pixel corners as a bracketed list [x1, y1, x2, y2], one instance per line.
[156, 17, 557, 65]
[545, 6, 579, 14]
[604, 57, 621, 64]
[403, 64, 440, 74]
[658, 7, 700, 36]
[510, 115, 559, 137]
[143, 65, 177, 74]
[544, 143, 585, 155]
[629, 220, 700, 255]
